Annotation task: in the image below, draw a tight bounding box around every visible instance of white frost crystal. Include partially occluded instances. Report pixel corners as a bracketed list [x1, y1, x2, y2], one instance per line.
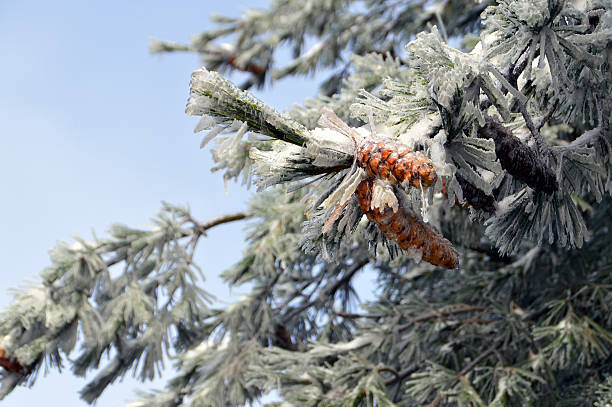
[509, 0, 549, 29]
[370, 179, 399, 213]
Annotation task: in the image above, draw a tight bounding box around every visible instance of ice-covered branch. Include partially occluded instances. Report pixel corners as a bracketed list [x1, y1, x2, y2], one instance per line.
[0, 205, 249, 402]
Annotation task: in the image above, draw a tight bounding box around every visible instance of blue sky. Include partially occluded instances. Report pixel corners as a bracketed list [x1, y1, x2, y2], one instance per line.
[0, 1, 333, 405]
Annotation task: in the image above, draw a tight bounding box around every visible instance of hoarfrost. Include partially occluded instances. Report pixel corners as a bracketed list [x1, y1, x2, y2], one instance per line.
[320, 167, 366, 210]
[307, 127, 354, 166]
[183, 337, 230, 364]
[194, 115, 215, 134]
[430, 130, 455, 177]
[370, 179, 399, 213]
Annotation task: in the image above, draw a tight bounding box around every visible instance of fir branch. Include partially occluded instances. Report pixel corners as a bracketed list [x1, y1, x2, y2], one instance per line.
[0, 207, 250, 402]
[188, 68, 310, 146]
[282, 256, 370, 324]
[459, 339, 503, 377]
[8, 1, 612, 406]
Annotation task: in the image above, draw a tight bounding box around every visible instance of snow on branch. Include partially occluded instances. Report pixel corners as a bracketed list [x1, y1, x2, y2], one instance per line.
[0, 204, 248, 402]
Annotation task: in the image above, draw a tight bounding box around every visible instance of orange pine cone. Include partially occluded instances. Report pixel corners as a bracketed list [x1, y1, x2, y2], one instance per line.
[356, 179, 459, 269]
[0, 347, 25, 375]
[356, 141, 437, 188]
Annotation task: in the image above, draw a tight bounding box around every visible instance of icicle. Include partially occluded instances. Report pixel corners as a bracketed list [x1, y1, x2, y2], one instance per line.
[419, 179, 430, 223]
[367, 107, 377, 137]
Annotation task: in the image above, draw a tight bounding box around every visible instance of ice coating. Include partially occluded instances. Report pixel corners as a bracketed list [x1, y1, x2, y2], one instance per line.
[357, 140, 438, 188]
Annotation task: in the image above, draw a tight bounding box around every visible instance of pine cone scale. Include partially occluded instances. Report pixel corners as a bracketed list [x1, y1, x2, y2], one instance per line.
[380, 148, 392, 162]
[357, 141, 438, 188]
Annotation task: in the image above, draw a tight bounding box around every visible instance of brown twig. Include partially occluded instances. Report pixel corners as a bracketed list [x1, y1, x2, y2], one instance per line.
[377, 365, 400, 379]
[105, 212, 250, 269]
[196, 212, 249, 232]
[223, 55, 267, 76]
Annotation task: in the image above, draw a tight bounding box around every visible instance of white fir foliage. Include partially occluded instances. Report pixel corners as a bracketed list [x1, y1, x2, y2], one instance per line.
[2, 1, 612, 406]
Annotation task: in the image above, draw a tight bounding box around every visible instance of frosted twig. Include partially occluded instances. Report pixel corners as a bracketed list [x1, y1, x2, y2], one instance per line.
[488, 65, 547, 151]
[537, 101, 559, 130]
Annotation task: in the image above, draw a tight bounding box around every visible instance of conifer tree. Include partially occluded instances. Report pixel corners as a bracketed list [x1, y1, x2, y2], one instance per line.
[2, 1, 611, 406]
